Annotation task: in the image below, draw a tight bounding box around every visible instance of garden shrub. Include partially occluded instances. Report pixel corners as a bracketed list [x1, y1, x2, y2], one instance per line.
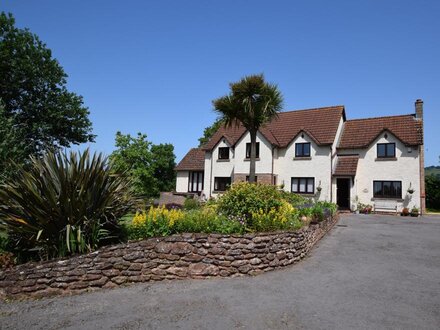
[310, 204, 324, 222]
[126, 183, 338, 240]
[183, 197, 200, 210]
[251, 200, 302, 232]
[217, 182, 284, 226]
[128, 205, 244, 240]
[0, 149, 136, 261]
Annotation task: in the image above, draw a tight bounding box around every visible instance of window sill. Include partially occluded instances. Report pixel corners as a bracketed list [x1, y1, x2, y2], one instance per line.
[293, 157, 312, 160]
[375, 157, 397, 161]
[212, 190, 227, 194]
[372, 197, 404, 202]
[217, 159, 230, 162]
[292, 192, 316, 196]
[244, 158, 260, 161]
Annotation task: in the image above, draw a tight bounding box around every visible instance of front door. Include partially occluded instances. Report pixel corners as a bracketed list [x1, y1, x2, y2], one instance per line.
[337, 178, 350, 209]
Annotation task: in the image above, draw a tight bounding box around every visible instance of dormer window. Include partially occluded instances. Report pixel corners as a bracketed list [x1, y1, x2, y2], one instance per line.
[246, 142, 260, 159]
[295, 142, 311, 157]
[218, 147, 230, 160]
[377, 143, 395, 158]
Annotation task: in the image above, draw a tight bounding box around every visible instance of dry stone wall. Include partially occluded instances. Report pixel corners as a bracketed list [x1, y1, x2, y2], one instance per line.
[0, 214, 338, 300]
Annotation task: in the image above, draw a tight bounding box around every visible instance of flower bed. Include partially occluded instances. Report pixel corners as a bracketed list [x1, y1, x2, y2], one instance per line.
[126, 183, 337, 240]
[0, 212, 338, 300]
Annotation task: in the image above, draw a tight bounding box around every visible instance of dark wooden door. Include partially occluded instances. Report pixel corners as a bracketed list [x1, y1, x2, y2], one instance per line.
[337, 178, 350, 209]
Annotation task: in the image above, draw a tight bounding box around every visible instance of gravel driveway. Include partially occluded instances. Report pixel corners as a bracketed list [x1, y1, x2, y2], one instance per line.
[1, 214, 439, 330]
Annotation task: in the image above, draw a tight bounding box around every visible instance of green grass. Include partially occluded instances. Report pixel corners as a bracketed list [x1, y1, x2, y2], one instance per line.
[426, 208, 440, 214]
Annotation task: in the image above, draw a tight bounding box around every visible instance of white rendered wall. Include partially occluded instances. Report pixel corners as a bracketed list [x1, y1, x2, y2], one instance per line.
[234, 131, 274, 175]
[176, 171, 189, 193]
[274, 133, 332, 201]
[337, 132, 421, 211]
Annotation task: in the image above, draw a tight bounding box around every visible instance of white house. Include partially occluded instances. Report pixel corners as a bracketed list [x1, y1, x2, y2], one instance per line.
[175, 100, 425, 213]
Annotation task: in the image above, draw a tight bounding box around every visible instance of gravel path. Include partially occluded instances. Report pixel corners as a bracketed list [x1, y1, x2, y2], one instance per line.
[1, 214, 439, 330]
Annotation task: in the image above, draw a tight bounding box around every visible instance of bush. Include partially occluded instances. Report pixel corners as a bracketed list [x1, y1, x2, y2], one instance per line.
[310, 204, 325, 222]
[217, 182, 284, 226]
[0, 149, 136, 261]
[125, 183, 339, 240]
[183, 197, 200, 210]
[251, 200, 302, 232]
[127, 205, 244, 240]
[279, 191, 309, 206]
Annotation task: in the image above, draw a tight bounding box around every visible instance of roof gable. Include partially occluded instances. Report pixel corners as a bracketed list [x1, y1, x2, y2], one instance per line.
[175, 148, 205, 171]
[202, 106, 345, 151]
[338, 114, 423, 149]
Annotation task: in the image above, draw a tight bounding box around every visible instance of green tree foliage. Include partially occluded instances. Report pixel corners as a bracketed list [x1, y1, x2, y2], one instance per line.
[0, 149, 135, 260]
[110, 132, 176, 198]
[0, 103, 29, 182]
[151, 143, 177, 193]
[426, 174, 440, 210]
[198, 118, 224, 147]
[0, 12, 94, 176]
[213, 74, 283, 182]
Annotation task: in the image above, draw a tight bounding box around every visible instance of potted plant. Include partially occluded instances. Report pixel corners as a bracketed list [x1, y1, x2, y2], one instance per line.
[410, 206, 419, 217]
[407, 182, 415, 195]
[401, 207, 410, 216]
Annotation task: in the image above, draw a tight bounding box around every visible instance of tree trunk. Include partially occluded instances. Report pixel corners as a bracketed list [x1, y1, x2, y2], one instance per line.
[248, 129, 257, 183]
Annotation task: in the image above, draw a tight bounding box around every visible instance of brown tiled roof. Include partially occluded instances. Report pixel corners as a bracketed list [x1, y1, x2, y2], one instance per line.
[175, 148, 205, 171]
[202, 106, 345, 150]
[338, 114, 423, 149]
[334, 155, 359, 176]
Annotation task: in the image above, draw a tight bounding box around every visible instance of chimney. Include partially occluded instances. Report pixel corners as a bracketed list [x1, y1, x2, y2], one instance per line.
[415, 99, 423, 120]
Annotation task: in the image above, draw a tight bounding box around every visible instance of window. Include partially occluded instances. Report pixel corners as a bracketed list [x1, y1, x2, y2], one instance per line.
[295, 142, 311, 157]
[218, 147, 230, 160]
[245, 176, 258, 182]
[245, 142, 260, 159]
[377, 143, 395, 158]
[189, 171, 204, 193]
[373, 181, 402, 199]
[291, 177, 315, 194]
[214, 177, 231, 191]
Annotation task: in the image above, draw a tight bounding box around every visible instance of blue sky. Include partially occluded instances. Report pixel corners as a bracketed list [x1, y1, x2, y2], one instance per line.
[2, 0, 439, 165]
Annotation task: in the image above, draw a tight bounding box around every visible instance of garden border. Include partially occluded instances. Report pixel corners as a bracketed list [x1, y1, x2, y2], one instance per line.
[0, 213, 338, 300]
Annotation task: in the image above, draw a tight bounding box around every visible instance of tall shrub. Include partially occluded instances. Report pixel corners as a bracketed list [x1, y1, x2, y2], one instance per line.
[0, 149, 135, 260]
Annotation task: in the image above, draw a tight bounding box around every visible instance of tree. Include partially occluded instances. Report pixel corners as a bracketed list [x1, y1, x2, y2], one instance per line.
[198, 118, 225, 147]
[110, 132, 176, 198]
[0, 103, 29, 182]
[0, 12, 94, 157]
[151, 143, 176, 193]
[213, 74, 283, 182]
[426, 175, 440, 210]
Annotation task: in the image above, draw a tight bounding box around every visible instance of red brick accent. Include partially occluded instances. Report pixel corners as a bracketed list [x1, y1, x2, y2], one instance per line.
[233, 173, 274, 184]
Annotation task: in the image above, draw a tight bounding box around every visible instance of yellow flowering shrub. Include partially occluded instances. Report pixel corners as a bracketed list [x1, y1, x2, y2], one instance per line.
[132, 206, 184, 227]
[251, 200, 300, 231]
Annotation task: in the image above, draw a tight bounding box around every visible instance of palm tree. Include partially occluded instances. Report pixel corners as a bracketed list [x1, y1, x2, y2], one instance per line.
[213, 74, 283, 183]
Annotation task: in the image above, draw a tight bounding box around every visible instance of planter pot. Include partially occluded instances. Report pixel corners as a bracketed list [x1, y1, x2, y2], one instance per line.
[410, 213, 419, 217]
